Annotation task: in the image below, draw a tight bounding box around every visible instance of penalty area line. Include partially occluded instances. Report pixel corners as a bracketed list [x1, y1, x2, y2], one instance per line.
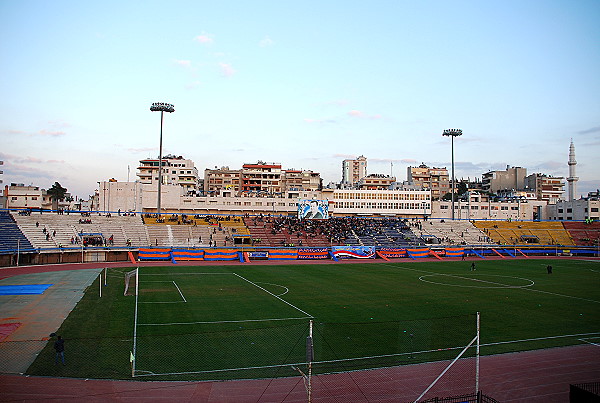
[173, 281, 186, 303]
[233, 272, 313, 318]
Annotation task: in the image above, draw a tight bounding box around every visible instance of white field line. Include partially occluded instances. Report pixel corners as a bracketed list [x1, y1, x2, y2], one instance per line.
[479, 332, 600, 348]
[419, 274, 534, 289]
[172, 281, 187, 302]
[134, 360, 309, 378]
[233, 272, 313, 318]
[138, 316, 311, 326]
[140, 272, 232, 276]
[390, 264, 600, 304]
[578, 337, 600, 347]
[133, 331, 600, 378]
[255, 281, 289, 296]
[136, 280, 187, 304]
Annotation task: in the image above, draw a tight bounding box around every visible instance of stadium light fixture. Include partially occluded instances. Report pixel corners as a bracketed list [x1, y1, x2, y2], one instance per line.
[442, 128, 463, 220]
[150, 102, 175, 218]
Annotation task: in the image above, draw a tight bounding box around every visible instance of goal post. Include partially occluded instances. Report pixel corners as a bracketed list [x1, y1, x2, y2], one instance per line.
[124, 268, 138, 296]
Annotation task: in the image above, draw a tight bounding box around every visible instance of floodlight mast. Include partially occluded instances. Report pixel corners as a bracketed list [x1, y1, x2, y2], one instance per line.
[442, 129, 463, 220]
[150, 103, 175, 219]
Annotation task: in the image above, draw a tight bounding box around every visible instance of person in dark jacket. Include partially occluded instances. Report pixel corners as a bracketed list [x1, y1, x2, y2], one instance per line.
[54, 335, 65, 365]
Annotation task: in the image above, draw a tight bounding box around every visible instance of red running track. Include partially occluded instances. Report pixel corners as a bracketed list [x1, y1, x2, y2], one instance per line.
[1, 344, 599, 402]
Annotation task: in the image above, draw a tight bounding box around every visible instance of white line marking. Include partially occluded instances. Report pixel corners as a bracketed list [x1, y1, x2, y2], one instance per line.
[134, 360, 309, 378]
[140, 272, 231, 276]
[480, 332, 600, 347]
[389, 264, 600, 304]
[138, 316, 311, 326]
[133, 330, 600, 378]
[578, 338, 600, 347]
[255, 281, 289, 296]
[233, 273, 313, 318]
[419, 274, 534, 289]
[172, 281, 186, 303]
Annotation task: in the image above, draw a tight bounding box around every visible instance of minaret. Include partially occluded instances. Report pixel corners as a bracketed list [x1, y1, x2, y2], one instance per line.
[567, 140, 578, 201]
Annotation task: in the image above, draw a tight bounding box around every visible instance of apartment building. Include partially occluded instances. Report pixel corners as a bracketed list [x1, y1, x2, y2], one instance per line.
[241, 162, 283, 195]
[281, 169, 322, 192]
[203, 166, 242, 196]
[357, 174, 396, 190]
[342, 155, 367, 186]
[524, 173, 565, 203]
[482, 166, 527, 193]
[137, 155, 199, 192]
[407, 164, 450, 200]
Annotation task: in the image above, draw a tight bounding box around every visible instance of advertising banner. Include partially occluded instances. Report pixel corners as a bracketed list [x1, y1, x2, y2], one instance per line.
[332, 245, 375, 259]
[248, 251, 269, 259]
[378, 248, 407, 258]
[268, 250, 298, 260]
[298, 247, 329, 259]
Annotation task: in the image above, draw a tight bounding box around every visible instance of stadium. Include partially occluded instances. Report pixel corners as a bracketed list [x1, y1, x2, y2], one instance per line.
[2, 2, 600, 399]
[1, 206, 599, 402]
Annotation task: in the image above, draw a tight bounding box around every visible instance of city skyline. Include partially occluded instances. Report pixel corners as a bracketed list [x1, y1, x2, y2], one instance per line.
[1, 0, 599, 198]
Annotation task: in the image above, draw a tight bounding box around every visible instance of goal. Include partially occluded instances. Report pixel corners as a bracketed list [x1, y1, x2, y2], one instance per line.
[124, 268, 138, 296]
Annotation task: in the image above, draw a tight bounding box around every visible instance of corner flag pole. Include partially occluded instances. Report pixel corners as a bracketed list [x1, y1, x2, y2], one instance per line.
[476, 311, 480, 394]
[307, 319, 314, 403]
[131, 267, 139, 377]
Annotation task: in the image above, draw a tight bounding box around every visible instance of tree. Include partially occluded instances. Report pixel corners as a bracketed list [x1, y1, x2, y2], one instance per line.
[46, 182, 68, 211]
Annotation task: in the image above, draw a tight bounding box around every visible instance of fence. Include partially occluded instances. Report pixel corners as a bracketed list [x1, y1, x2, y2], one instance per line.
[570, 382, 600, 402]
[5, 315, 481, 402]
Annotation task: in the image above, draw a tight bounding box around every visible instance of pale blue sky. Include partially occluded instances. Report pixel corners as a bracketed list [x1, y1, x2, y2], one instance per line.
[1, 0, 599, 198]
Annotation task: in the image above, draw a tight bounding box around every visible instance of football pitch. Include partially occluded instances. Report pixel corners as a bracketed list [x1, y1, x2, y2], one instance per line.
[27, 258, 600, 380]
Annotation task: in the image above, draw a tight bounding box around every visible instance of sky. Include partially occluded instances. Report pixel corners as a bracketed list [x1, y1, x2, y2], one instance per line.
[1, 0, 599, 199]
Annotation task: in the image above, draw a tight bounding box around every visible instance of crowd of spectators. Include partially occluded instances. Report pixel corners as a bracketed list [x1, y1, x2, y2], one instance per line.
[249, 215, 417, 246]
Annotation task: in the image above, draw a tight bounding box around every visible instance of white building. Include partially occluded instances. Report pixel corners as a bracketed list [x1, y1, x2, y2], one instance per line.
[327, 188, 431, 217]
[433, 191, 548, 221]
[98, 180, 434, 217]
[342, 155, 367, 187]
[137, 155, 199, 192]
[547, 199, 600, 221]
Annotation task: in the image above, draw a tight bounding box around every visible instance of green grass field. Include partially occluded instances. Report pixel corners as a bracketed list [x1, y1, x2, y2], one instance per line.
[27, 258, 600, 380]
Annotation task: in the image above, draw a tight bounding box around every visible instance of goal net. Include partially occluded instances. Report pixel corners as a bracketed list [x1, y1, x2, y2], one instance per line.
[124, 269, 138, 296]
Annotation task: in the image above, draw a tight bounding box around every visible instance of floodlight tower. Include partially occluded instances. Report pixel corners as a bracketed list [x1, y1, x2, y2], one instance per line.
[150, 102, 175, 218]
[442, 129, 463, 220]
